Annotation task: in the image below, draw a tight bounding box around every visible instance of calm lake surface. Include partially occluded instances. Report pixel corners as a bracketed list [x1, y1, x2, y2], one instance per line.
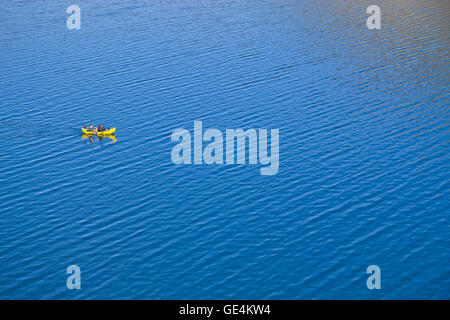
[0, 0, 448, 299]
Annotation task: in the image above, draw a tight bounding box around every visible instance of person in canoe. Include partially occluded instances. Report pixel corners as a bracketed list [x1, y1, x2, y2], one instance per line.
[95, 124, 106, 133]
[82, 124, 115, 135]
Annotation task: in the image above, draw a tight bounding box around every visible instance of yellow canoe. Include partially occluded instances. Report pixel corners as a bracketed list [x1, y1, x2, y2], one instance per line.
[81, 127, 116, 136]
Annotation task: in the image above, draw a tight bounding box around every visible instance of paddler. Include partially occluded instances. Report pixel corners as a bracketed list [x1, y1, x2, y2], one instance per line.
[97, 124, 106, 132]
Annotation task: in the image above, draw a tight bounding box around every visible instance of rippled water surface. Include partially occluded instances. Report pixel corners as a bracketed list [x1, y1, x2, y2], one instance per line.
[0, 0, 449, 299]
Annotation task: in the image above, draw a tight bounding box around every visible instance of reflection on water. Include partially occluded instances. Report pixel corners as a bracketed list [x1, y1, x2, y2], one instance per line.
[81, 134, 117, 144]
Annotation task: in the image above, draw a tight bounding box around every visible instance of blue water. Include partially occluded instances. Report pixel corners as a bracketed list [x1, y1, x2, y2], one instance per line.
[0, 0, 449, 299]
